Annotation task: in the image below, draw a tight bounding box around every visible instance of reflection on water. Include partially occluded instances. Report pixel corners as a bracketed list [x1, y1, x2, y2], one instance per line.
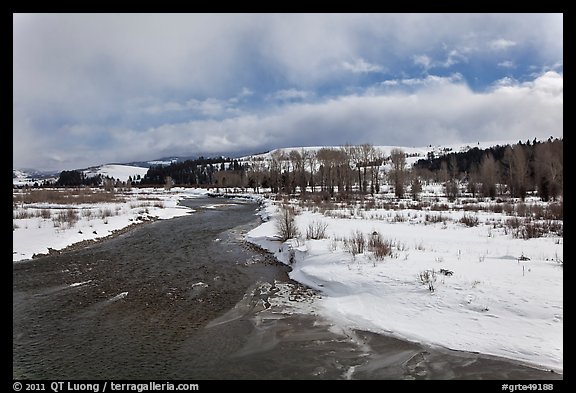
[13, 198, 562, 380]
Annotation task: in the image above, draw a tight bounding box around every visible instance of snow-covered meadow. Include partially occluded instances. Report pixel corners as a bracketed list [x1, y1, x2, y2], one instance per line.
[246, 191, 563, 374]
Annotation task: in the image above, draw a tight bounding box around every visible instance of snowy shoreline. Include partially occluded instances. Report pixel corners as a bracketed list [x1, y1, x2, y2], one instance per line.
[245, 196, 563, 374]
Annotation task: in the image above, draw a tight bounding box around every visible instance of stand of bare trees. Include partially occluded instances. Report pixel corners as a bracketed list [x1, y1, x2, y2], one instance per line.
[140, 138, 562, 203]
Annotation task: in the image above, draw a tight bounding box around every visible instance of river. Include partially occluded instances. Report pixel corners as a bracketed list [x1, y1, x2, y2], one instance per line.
[12, 197, 561, 380]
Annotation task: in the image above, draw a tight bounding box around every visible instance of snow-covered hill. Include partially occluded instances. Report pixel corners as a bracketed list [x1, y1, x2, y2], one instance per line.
[12, 169, 58, 187]
[240, 140, 515, 162]
[13, 164, 150, 186]
[82, 164, 150, 183]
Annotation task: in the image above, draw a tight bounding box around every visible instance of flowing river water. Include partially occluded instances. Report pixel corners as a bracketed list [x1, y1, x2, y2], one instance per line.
[13, 197, 561, 380]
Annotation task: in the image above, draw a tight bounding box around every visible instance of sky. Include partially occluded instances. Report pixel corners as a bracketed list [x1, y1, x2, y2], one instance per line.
[13, 13, 563, 171]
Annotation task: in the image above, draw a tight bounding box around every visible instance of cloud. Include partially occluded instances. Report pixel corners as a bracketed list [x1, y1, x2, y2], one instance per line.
[142, 98, 241, 117]
[489, 38, 517, 51]
[341, 58, 385, 74]
[497, 60, 516, 69]
[413, 54, 432, 69]
[441, 49, 468, 67]
[380, 73, 464, 88]
[268, 89, 311, 101]
[413, 48, 468, 71]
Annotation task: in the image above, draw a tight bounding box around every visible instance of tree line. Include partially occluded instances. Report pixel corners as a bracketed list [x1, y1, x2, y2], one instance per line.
[413, 137, 563, 201]
[139, 157, 247, 187]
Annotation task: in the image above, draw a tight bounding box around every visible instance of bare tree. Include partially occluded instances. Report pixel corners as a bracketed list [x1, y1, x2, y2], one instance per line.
[298, 148, 309, 194]
[164, 176, 173, 191]
[305, 150, 317, 193]
[248, 159, 265, 193]
[333, 149, 349, 195]
[535, 141, 563, 201]
[409, 170, 422, 201]
[359, 144, 374, 194]
[289, 149, 304, 194]
[389, 148, 407, 198]
[103, 177, 115, 192]
[445, 179, 459, 201]
[504, 145, 529, 200]
[466, 166, 480, 198]
[448, 154, 459, 179]
[369, 147, 383, 194]
[479, 153, 497, 199]
[438, 161, 449, 183]
[341, 144, 357, 193]
[317, 148, 338, 196]
[269, 151, 283, 193]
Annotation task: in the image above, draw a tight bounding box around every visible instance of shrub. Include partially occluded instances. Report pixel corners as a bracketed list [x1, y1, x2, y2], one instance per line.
[425, 213, 446, 223]
[276, 203, 299, 241]
[505, 217, 522, 230]
[509, 218, 563, 239]
[99, 208, 113, 219]
[418, 269, 437, 292]
[463, 204, 481, 212]
[13, 209, 34, 219]
[55, 209, 79, 228]
[368, 232, 393, 260]
[39, 209, 52, 219]
[459, 214, 479, 227]
[430, 203, 450, 211]
[491, 204, 503, 214]
[306, 220, 329, 240]
[344, 230, 366, 256]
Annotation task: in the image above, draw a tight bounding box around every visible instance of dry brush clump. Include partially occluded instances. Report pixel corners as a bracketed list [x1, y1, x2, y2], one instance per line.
[368, 232, 394, 260]
[343, 230, 396, 260]
[53, 209, 80, 228]
[504, 217, 563, 239]
[13, 209, 35, 219]
[344, 230, 366, 256]
[459, 214, 480, 227]
[39, 209, 52, 219]
[430, 203, 450, 212]
[425, 213, 447, 224]
[99, 208, 114, 219]
[306, 220, 329, 240]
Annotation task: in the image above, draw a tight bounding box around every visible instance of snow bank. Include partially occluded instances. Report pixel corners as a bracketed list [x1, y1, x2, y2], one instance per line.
[246, 199, 563, 373]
